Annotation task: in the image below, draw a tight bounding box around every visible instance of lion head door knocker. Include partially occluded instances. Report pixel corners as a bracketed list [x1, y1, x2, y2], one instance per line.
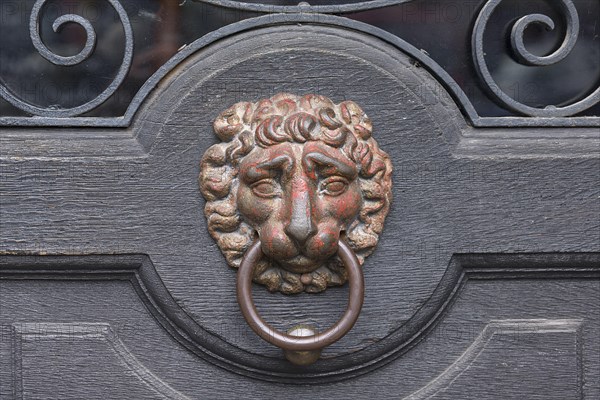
[199, 93, 392, 365]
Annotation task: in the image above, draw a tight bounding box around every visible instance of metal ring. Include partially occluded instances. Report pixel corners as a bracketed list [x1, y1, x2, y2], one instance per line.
[237, 239, 364, 352]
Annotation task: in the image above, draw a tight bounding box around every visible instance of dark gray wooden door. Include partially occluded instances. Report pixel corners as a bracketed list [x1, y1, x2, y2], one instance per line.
[1, 1, 598, 399]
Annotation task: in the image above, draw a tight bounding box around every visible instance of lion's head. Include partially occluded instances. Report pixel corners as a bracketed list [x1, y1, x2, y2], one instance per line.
[199, 93, 392, 294]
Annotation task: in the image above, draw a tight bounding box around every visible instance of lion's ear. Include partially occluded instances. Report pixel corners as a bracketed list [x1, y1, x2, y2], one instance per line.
[199, 144, 233, 201]
[340, 100, 372, 139]
[213, 102, 254, 141]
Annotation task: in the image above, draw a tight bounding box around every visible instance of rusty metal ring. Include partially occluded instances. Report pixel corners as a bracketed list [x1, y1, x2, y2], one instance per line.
[237, 239, 364, 352]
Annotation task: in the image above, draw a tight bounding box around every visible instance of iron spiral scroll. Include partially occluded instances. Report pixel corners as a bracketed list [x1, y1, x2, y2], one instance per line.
[0, 0, 133, 118]
[472, 0, 600, 117]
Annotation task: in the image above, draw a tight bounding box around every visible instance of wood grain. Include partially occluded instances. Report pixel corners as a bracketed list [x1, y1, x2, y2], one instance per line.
[1, 21, 599, 398]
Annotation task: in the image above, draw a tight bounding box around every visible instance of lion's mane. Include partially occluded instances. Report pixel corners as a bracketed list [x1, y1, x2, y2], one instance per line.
[199, 93, 392, 294]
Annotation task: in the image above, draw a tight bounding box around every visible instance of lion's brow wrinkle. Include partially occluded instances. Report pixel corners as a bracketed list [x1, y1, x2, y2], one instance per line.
[304, 152, 357, 178]
[246, 155, 293, 180]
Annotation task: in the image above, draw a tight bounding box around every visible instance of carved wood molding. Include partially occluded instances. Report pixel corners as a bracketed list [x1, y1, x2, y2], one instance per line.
[11, 322, 189, 400]
[2, 252, 598, 383]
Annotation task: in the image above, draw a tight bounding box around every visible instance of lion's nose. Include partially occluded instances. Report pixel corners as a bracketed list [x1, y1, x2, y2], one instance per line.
[285, 188, 316, 246]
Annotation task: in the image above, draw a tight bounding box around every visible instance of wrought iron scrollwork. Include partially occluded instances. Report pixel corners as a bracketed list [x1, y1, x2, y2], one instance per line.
[1, 0, 597, 125]
[472, 0, 600, 117]
[0, 0, 133, 118]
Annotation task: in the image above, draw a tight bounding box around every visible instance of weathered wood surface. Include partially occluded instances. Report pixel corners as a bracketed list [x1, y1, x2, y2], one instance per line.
[1, 255, 597, 398]
[1, 24, 599, 398]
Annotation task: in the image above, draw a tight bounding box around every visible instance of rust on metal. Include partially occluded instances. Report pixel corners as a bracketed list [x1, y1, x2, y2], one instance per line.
[199, 93, 392, 294]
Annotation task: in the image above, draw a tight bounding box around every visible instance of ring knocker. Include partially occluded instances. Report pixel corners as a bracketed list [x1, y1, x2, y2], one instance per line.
[199, 94, 392, 366]
[237, 239, 364, 365]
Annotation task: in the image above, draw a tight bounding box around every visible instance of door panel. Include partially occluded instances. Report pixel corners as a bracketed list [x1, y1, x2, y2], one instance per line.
[1, 0, 598, 398]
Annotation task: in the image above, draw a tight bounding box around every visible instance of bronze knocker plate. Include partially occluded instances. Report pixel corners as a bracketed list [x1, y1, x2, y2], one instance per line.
[199, 93, 392, 363]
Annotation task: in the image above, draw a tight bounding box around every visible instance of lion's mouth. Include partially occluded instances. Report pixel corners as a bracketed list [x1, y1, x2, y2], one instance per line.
[276, 254, 323, 274]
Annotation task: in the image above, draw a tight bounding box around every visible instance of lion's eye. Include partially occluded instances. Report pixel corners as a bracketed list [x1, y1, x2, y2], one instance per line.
[251, 179, 281, 198]
[320, 177, 349, 196]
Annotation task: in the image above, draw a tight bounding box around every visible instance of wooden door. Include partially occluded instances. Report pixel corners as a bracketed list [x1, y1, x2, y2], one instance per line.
[1, 1, 598, 398]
